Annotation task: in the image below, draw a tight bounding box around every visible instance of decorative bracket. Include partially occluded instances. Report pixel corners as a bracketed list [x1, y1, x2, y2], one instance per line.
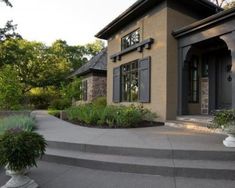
[110, 38, 154, 62]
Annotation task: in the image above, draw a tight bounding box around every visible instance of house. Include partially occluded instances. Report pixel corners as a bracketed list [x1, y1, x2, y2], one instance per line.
[71, 48, 107, 102]
[96, 0, 235, 121]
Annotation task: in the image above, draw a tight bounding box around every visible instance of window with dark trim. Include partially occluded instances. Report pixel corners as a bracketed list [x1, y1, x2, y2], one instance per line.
[188, 56, 199, 103]
[121, 61, 139, 102]
[121, 29, 140, 50]
[113, 57, 151, 103]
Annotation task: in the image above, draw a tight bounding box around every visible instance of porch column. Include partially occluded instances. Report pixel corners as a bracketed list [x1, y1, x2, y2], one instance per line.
[221, 32, 235, 109]
[178, 45, 191, 115]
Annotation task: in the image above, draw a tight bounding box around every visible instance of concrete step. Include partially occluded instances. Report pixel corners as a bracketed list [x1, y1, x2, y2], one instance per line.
[46, 140, 235, 161]
[42, 148, 235, 180]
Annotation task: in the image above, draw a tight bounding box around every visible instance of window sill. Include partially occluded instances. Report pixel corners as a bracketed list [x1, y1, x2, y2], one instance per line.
[110, 38, 154, 62]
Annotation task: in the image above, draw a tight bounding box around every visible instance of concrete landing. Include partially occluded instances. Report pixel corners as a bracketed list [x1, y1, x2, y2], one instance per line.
[33, 111, 235, 152]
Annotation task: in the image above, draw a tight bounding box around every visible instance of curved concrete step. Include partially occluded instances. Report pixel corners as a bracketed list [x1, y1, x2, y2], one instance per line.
[46, 140, 235, 161]
[42, 148, 235, 180]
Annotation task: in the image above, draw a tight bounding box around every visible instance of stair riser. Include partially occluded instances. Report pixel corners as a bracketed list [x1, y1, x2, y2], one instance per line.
[46, 141, 235, 161]
[41, 154, 235, 180]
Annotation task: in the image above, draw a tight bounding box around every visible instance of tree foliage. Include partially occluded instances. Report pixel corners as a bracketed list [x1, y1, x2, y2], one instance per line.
[0, 65, 23, 110]
[0, 0, 20, 41]
[0, 38, 105, 109]
[209, 0, 235, 8]
[0, 0, 12, 7]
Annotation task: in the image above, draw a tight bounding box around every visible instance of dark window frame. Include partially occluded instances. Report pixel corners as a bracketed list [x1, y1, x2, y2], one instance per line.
[120, 60, 139, 102]
[121, 29, 140, 50]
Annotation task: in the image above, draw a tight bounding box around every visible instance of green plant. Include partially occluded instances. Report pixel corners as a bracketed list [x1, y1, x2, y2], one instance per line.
[48, 109, 61, 118]
[92, 97, 107, 107]
[0, 128, 46, 171]
[0, 115, 36, 134]
[211, 109, 235, 129]
[65, 104, 157, 128]
[0, 65, 23, 110]
[115, 106, 142, 128]
[49, 98, 71, 110]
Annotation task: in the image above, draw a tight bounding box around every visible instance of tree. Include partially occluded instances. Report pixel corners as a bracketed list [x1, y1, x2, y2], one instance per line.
[0, 39, 71, 92]
[50, 40, 88, 71]
[0, 0, 20, 41]
[223, 0, 235, 9]
[0, 0, 12, 7]
[209, 0, 235, 8]
[85, 40, 105, 56]
[0, 65, 23, 110]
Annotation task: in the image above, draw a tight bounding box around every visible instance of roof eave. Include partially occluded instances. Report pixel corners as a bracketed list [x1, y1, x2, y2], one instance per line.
[95, 0, 222, 40]
[95, 0, 148, 39]
[172, 7, 235, 38]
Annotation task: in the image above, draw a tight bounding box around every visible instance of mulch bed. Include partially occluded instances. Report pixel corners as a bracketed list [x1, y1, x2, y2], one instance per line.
[61, 118, 164, 129]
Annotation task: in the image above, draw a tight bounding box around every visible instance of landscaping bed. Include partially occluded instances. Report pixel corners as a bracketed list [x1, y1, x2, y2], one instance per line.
[65, 119, 163, 129]
[50, 99, 162, 128]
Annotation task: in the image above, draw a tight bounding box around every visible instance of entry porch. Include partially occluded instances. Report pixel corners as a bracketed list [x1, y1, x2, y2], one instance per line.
[173, 7, 235, 116]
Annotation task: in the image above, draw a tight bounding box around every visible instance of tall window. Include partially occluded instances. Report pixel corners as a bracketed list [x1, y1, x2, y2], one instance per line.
[188, 56, 199, 103]
[121, 29, 140, 50]
[121, 61, 139, 102]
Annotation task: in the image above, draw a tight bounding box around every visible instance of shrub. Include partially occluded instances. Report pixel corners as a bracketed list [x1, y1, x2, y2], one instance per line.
[211, 109, 235, 129]
[65, 104, 157, 128]
[0, 128, 46, 171]
[48, 109, 61, 118]
[28, 93, 51, 109]
[0, 115, 36, 134]
[92, 97, 107, 107]
[49, 98, 71, 110]
[115, 106, 142, 128]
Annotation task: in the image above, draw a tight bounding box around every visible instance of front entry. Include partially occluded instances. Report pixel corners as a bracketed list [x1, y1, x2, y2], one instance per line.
[182, 38, 232, 115]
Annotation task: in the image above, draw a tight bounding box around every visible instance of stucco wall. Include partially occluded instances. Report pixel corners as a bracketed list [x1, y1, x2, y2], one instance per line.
[166, 6, 197, 119]
[106, 1, 199, 121]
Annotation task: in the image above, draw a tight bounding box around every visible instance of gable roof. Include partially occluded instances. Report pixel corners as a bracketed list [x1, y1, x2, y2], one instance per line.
[71, 48, 107, 77]
[95, 0, 222, 40]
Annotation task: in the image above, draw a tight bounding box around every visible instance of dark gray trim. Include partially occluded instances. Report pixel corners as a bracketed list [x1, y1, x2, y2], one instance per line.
[178, 46, 191, 115]
[113, 67, 121, 103]
[173, 7, 235, 38]
[220, 32, 235, 109]
[110, 38, 154, 62]
[138, 57, 151, 103]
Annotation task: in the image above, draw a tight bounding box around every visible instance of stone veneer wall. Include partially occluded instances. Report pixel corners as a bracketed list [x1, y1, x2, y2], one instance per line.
[201, 78, 209, 115]
[80, 74, 107, 102]
[91, 75, 107, 100]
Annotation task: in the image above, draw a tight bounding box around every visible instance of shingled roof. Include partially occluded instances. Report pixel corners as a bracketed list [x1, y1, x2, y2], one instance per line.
[71, 48, 107, 77]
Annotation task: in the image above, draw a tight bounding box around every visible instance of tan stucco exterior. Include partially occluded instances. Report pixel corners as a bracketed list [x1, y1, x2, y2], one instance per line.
[106, 2, 201, 121]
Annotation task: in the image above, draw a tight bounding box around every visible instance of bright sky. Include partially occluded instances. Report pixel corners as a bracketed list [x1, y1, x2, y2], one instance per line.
[0, 0, 137, 45]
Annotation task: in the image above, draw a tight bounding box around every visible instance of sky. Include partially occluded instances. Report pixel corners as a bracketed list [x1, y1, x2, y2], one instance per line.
[0, 0, 137, 45]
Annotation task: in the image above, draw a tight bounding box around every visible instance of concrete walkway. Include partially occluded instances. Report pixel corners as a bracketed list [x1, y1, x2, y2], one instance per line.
[1, 111, 235, 188]
[33, 111, 234, 152]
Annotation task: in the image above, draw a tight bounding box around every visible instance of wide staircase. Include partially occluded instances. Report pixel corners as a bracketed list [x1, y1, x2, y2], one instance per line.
[42, 140, 235, 180]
